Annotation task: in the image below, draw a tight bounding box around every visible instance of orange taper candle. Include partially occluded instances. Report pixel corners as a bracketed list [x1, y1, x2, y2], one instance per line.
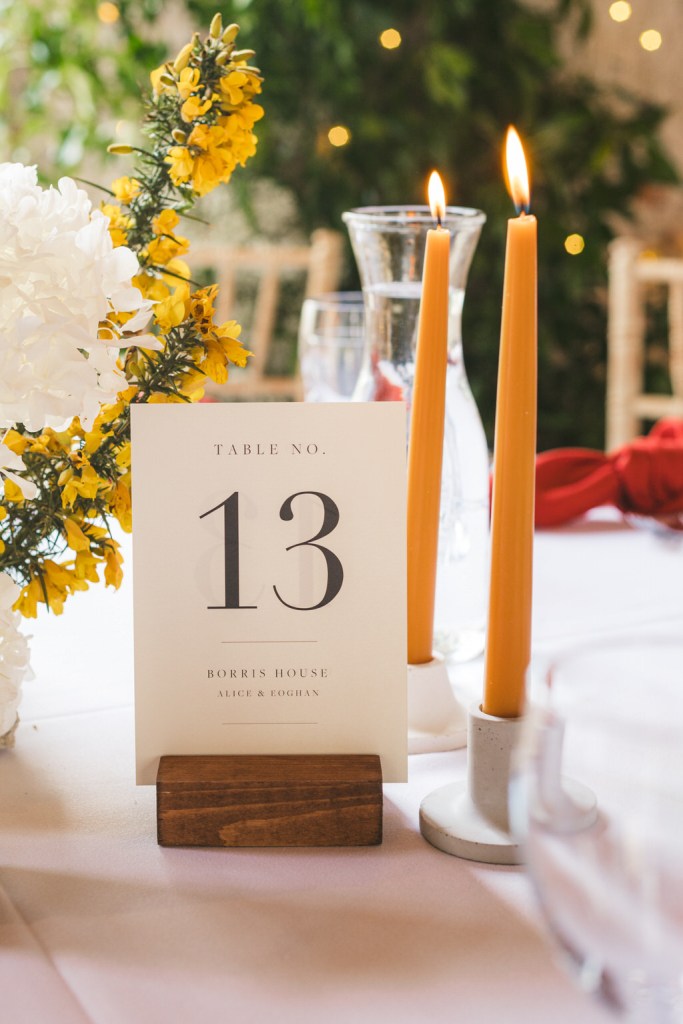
[407, 171, 450, 665]
[483, 127, 537, 717]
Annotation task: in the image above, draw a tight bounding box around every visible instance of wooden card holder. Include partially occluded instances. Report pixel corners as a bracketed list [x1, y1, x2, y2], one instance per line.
[156, 753, 383, 848]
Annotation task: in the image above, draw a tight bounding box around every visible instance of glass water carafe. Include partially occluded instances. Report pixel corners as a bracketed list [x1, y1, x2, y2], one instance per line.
[343, 205, 489, 662]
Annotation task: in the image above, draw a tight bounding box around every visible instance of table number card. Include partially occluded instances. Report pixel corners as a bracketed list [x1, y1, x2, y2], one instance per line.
[131, 401, 407, 783]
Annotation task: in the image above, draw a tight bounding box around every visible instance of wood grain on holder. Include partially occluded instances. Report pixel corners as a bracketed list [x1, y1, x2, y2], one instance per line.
[156, 754, 383, 847]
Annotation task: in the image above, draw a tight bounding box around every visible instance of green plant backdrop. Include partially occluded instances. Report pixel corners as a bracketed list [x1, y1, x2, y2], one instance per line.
[1, 0, 678, 449]
[0, 0, 165, 170]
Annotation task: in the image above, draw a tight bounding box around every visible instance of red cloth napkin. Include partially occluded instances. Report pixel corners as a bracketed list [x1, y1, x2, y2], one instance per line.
[535, 419, 683, 527]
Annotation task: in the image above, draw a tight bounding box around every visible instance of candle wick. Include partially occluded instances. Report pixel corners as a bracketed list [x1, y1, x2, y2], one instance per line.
[436, 212, 443, 229]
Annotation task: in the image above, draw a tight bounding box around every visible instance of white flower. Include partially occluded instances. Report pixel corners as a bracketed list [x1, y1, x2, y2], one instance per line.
[0, 572, 32, 738]
[0, 162, 154, 432]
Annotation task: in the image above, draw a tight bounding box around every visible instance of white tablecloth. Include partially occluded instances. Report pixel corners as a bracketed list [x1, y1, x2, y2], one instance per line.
[2, 512, 682, 1023]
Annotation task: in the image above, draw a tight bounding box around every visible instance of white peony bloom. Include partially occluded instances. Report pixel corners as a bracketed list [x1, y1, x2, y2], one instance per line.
[0, 163, 153, 432]
[0, 572, 33, 739]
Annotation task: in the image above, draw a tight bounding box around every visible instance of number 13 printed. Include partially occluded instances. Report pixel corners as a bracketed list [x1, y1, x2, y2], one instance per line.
[200, 490, 344, 611]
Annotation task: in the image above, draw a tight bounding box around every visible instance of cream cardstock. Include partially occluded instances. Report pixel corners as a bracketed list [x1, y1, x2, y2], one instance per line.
[131, 401, 407, 783]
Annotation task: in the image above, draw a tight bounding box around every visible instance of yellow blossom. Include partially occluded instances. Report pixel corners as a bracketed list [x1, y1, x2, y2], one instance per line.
[166, 115, 258, 196]
[178, 370, 206, 401]
[150, 64, 174, 96]
[118, 385, 139, 405]
[110, 480, 132, 532]
[90, 396, 125, 434]
[153, 281, 190, 333]
[181, 93, 213, 123]
[134, 271, 171, 303]
[63, 517, 91, 552]
[83, 425, 106, 455]
[216, 114, 259, 167]
[61, 464, 102, 508]
[147, 231, 190, 266]
[240, 102, 265, 128]
[185, 123, 233, 193]
[1, 430, 28, 455]
[101, 202, 133, 246]
[115, 443, 131, 468]
[177, 66, 201, 101]
[18, 560, 90, 616]
[42, 560, 89, 614]
[198, 337, 236, 384]
[3, 479, 25, 503]
[103, 541, 124, 588]
[220, 70, 249, 106]
[25, 431, 58, 456]
[147, 393, 186, 404]
[220, 67, 262, 107]
[215, 321, 250, 367]
[75, 550, 101, 583]
[189, 121, 227, 150]
[84, 524, 107, 541]
[150, 65, 164, 93]
[152, 209, 180, 236]
[189, 285, 218, 332]
[162, 257, 191, 286]
[14, 578, 42, 618]
[193, 154, 231, 194]
[66, 420, 84, 440]
[165, 146, 194, 186]
[111, 176, 142, 205]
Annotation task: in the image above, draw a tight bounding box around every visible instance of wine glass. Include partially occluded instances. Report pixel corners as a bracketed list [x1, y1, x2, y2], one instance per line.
[297, 292, 366, 402]
[510, 636, 683, 1022]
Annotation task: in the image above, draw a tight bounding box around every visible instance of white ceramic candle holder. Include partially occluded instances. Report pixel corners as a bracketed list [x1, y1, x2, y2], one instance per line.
[419, 701, 523, 863]
[408, 655, 468, 754]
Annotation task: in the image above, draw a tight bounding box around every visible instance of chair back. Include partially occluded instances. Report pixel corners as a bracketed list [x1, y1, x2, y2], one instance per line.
[190, 228, 344, 399]
[606, 237, 683, 449]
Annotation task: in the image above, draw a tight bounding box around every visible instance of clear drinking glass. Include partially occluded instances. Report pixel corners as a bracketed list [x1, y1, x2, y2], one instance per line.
[298, 292, 366, 402]
[342, 205, 489, 661]
[510, 637, 683, 1022]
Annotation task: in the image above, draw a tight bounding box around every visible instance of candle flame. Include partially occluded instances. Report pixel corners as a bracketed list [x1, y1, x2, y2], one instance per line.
[505, 126, 530, 213]
[428, 170, 446, 226]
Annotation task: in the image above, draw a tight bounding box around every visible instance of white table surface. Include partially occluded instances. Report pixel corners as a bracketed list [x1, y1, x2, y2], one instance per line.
[2, 511, 682, 1023]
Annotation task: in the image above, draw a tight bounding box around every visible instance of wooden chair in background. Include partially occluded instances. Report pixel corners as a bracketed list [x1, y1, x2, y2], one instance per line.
[190, 228, 344, 401]
[606, 237, 683, 449]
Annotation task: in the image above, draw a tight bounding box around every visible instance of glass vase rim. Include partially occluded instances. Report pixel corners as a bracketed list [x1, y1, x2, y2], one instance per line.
[342, 204, 486, 228]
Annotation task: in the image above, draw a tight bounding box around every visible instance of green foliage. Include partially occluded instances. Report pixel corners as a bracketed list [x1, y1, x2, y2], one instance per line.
[0, 0, 165, 173]
[186, 0, 678, 450]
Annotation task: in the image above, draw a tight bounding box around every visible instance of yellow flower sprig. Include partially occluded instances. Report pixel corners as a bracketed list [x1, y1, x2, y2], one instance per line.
[0, 15, 261, 618]
[153, 15, 264, 199]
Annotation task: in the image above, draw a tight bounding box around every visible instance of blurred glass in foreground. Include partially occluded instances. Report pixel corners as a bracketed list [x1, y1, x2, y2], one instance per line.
[511, 638, 683, 1023]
